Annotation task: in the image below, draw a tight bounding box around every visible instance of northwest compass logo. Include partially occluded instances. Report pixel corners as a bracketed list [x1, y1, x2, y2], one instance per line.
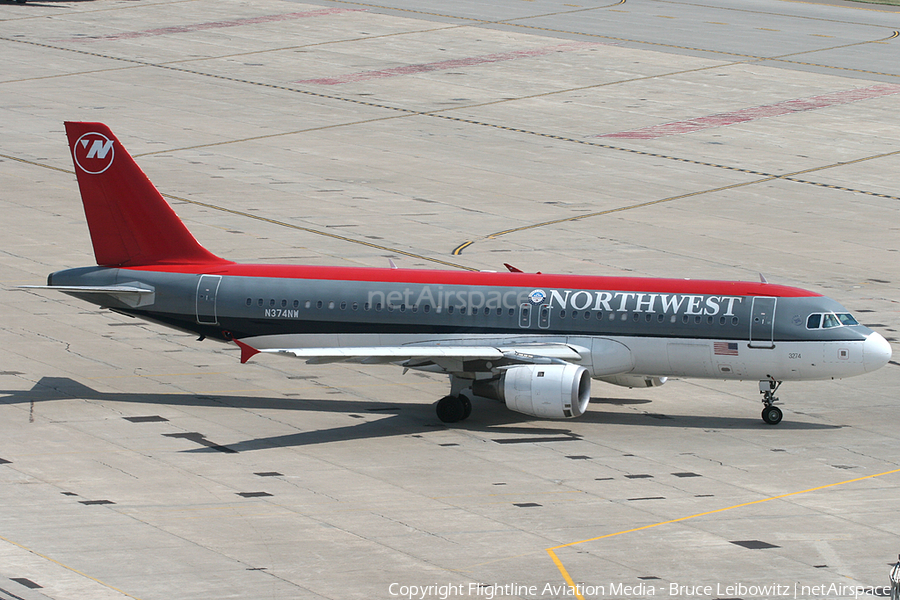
[528, 289, 546, 304]
[73, 132, 115, 174]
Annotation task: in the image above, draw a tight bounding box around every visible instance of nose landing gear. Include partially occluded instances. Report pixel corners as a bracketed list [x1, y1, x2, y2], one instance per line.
[759, 379, 783, 425]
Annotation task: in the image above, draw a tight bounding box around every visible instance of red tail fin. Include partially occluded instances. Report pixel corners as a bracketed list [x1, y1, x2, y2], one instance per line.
[65, 122, 229, 267]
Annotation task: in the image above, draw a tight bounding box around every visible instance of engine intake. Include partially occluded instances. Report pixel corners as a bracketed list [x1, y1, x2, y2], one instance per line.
[472, 364, 591, 419]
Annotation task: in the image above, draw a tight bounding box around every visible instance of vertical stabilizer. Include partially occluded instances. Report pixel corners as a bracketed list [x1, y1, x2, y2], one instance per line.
[64, 122, 229, 267]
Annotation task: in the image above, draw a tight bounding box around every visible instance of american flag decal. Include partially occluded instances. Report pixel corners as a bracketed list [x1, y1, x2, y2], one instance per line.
[714, 342, 739, 356]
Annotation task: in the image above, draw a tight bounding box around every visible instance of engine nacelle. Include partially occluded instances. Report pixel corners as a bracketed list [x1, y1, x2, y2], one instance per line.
[472, 364, 591, 419]
[597, 374, 667, 388]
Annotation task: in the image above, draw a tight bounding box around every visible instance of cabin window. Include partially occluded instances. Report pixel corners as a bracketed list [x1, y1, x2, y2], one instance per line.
[375, 303, 382, 311]
[257, 299, 263, 307]
[399, 304, 405, 312]
[633, 313, 640, 322]
[281, 299, 287, 308]
[424, 305, 431, 313]
[246, 298, 252, 306]
[269, 299, 276, 307]
[448, 305, 454, 314]
[586, 312, 592, 320]
[731, 317, 739, 325]
[340, 301, 347, 310]
[305, 300, 311, 309]
[645, 314, 652, 322]
[597, 311, 604, 320]
[658, 314, 665, 323]
[316, 301, 323, 309]
[364, 302, 370, 311]
[560, 310, 567, 318]
[293, 300, 299, 309]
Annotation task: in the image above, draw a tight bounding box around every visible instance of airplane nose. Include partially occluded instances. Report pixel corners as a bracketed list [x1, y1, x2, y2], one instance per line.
[863, 331, 892, 372]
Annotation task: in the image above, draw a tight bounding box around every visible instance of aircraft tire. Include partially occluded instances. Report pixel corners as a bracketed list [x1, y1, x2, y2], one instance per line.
[460, 395, 472, 420]
[762, 405, 783, 425]
[437, 395, 466, 423]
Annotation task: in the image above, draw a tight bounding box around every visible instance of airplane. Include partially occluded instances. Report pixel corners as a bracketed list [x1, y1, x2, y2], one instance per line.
[24, 122, 893, 426]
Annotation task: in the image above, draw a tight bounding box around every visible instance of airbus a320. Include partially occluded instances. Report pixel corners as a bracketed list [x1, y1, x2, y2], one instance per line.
[25, 122, 893, 425]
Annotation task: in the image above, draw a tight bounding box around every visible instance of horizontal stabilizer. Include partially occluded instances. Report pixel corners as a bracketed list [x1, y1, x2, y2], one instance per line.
[21, 285, 153, 294]
[20, 284, 154, 307]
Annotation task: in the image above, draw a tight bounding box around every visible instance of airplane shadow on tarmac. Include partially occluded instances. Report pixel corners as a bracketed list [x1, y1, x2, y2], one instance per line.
[0, 376, 840, 452]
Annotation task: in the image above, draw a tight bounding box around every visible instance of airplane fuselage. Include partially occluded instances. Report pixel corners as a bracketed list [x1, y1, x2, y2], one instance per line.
[49, 263, 887, 384]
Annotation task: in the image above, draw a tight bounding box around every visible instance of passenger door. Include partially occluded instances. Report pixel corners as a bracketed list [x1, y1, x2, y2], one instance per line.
[749, 296, 776, 348]
[196, 274, 222, 325]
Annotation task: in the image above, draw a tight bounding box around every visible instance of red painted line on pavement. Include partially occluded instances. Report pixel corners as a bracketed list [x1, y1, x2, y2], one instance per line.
[63, 9, 363, 42]
[598, 83, 900, 139]
[295, 42, 604, 85]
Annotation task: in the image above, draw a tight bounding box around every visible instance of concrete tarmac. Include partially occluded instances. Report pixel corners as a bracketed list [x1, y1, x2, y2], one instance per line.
[1, 0, 898, 599]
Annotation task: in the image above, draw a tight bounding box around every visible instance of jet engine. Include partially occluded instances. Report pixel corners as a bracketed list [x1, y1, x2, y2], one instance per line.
[597, 374, 667, 388]
[472, 364, 591, 419]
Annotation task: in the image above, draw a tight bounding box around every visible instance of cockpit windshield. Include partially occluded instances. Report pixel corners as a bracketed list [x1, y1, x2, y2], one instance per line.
[836, 313, 859, 326]
[806, 312, 859, 329]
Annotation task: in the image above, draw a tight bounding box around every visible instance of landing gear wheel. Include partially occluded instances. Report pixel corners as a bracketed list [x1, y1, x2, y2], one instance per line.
[436, 395, 467, 423]
[762, 405, 783, 425]
[460, 395, 472, 420]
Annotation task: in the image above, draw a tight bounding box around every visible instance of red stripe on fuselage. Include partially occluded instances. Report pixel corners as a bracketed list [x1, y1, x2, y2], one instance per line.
[122, 263, 820, 298]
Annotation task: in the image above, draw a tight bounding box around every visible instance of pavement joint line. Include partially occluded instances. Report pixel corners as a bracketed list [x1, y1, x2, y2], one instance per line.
[658, 0, 900, 21]
[547, 466, 900, 600]
[0, 0, 197, 22]
[0, 152, 475, 270]
[4, 5, 897, 79]
[452, 147, 900, 253]
[0, 532, 143, 600]
[3, 34, 893, 176]
[162, 193, 479, 271]
[130, 115, 415, 156]
[3, 30, 896, 261]
[316, 0, 627, 26]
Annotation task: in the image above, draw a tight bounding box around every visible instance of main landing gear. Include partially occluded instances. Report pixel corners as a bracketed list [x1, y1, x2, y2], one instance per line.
[759, 379, 783, 425]
[436, 394, 472, 423]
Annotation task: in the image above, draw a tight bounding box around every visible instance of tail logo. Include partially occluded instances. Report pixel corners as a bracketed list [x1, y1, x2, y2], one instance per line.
[73, 132, 115, 174]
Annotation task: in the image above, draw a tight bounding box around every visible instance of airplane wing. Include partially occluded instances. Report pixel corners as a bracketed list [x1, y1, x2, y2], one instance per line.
[234, 339, 587, 372]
